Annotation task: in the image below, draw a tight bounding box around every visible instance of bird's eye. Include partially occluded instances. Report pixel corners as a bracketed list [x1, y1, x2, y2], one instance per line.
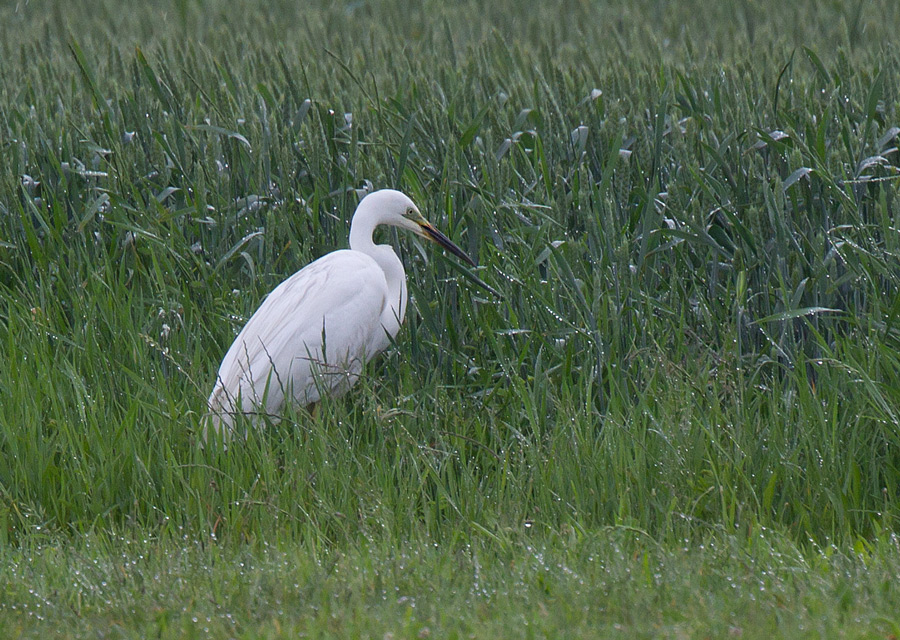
[405, 207, 415, 217]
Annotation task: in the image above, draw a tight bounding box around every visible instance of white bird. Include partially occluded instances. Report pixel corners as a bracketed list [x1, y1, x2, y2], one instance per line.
[205, 189, 475, 439]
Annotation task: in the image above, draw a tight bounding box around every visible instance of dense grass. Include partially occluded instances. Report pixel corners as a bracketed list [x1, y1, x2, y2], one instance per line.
[5, 531, 900, 638]
[1, 0, 899, 635]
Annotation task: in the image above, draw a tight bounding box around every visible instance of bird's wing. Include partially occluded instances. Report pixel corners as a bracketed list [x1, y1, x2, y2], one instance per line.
[208, 250, 391, 423]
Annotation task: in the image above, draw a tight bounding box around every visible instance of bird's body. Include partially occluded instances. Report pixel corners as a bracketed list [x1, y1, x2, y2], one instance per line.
[206, 189, 473, 438]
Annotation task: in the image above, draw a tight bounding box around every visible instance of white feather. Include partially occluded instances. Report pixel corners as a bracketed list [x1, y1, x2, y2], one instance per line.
[207, 251, 393, 429]
[205, 189, 472, 439]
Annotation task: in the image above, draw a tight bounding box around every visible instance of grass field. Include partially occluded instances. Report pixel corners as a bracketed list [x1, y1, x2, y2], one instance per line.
[1, 0, 899, 636]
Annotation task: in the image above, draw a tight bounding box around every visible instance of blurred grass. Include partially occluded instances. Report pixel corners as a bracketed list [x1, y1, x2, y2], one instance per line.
[1, 0, 899, 635]
[4, 529, 900, 639]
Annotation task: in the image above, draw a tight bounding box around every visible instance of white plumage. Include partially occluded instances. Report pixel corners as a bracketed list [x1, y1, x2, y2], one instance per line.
[206, 189, 474, 438]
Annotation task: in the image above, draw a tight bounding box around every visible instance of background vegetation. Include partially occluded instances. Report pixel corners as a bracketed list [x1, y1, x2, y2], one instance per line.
[1, 0, 899, 636]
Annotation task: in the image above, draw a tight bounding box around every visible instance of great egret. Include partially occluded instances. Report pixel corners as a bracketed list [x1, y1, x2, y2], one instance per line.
[205, 189, 475, 438]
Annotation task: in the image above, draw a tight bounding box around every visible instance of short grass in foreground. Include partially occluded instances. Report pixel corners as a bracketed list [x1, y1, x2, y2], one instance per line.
[1, 0, 899, 636]
[3, 532, 900, 639]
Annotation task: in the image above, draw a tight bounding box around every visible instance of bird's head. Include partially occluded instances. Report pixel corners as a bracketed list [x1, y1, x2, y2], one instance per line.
[360, 189, 477, 267]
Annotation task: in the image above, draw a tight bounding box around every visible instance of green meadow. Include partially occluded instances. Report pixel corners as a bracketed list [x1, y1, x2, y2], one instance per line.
[1, 0, 899, 636]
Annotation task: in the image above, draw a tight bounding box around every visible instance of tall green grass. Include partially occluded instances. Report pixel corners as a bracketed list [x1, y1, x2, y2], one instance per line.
[0, 0, 899, 633]
[1, 0, 898, 545]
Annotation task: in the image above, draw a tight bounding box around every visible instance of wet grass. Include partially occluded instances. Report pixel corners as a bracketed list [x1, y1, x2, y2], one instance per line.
[5, 531, 900, 639]
[1, 0, 899, 636]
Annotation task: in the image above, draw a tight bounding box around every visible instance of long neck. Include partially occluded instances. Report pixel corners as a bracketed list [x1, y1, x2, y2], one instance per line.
[349, 210, 379, 254]
[348, 208, 408, 343]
